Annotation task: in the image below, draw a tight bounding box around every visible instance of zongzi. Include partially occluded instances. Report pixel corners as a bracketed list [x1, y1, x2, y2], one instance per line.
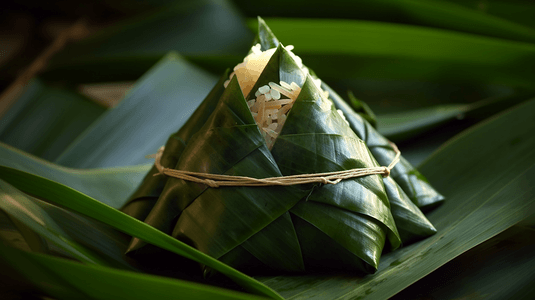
[122, 18, 442, 275]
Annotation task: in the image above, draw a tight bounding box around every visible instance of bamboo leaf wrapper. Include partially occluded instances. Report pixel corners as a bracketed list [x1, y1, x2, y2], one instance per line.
[121, 18, 441, 274]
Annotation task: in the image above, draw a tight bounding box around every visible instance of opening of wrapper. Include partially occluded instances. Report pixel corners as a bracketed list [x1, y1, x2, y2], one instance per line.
[224, 44, 348, 150]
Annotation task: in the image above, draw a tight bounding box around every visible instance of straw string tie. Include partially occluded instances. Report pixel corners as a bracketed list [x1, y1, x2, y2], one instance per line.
[150, 143, 401, 187]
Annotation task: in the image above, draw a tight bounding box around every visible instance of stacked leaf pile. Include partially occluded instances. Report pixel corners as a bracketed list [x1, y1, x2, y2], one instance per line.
[121, 18, 444, 274]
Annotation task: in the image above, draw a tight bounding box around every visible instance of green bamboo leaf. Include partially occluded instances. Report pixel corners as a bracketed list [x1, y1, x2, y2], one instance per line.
[289, 201, 386, 273]
[0, 238, 40, 299]
[377, 92, 535, 142]
[253, 17, 280, 51]
[237, 0, 535, 43]
[382, 177, 437, 243]
[391, 119, 474, 167]
[0, 142, 149, 209]
[235, 211, 304, 273]
[0, 160, 228, 282]
[331, 78, 515, 116]
[378, 104, 471, 142]
[0, 242, 270, 300]
[0, 79, 105, 161]
[0, 180, 110, 266]
[256, 98, 535, 299]
[251, 18, 535, 88]
[0, 167, 282, 299]
[392, 225, 535, 299]
[26, 197, 140, 271]
[55, 52, 217, 168]
[2, 212, 46, 253]
[0, 181, 142, 272]
[445, 0, 535, 30]
[43, 0, 252, 83]
[346, 90, 377, 128]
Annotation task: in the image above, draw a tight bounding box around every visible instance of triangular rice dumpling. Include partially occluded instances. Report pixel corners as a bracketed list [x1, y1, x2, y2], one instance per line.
[122, 18, 441, 274]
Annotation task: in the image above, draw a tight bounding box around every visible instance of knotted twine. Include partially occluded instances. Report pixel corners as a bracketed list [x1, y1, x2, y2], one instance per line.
[149, 142, 401, 188]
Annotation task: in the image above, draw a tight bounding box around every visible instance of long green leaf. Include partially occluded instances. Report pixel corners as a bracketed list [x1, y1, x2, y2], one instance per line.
[0, 166, 283, 300]
[378, 104, 471, 141]
[328, 77, 515, 117]
[0, 181, 147, 272]
[0, 209, 44, 253]
[0, 142, 149, 208]
[445, 0, 535, 30]
[392, 225, 535, 299]
[377, 92, 535, 142]
[389, 118, 472, 167]
[0, 242, 269, 300]
[256, 98, 535, 299]
[250, 18, 535, 88]
[0, 180, 110, 266]
[0, 164, 231, 282]
[55, 52, 217, 168]
[0, 79, 105, 161]
[235, 0, 535, 43]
